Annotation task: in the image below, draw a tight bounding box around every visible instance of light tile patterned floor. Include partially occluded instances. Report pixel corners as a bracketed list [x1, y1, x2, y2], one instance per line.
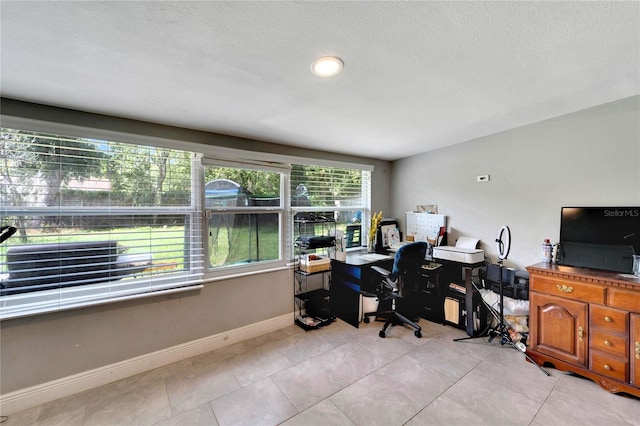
[4, 318, 640, 425]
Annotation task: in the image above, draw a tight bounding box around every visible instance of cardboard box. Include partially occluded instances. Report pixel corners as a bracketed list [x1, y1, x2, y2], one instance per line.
[299, 255, 331, 273]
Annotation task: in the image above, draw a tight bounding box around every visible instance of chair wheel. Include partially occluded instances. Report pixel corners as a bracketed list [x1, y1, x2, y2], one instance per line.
[364, 316, 370, 323]
[415, 330, 422, 338]
[379, 330, 386, 338]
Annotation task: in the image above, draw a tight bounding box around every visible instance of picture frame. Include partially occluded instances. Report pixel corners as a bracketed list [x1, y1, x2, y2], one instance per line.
[380, 224, 396, 248]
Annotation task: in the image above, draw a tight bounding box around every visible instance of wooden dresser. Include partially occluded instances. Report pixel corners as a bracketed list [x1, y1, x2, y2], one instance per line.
[526, 262, 640, 397]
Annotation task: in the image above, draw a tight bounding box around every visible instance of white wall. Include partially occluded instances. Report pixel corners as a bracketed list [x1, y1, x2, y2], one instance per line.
[391, 96, 640, 271]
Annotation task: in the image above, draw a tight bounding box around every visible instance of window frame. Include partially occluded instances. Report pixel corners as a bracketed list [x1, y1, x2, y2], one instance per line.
[290, 162, 372, 253]
[0, 115, 374, 318]
[201, 157, 290, 278]
[0, 119, 205, 319]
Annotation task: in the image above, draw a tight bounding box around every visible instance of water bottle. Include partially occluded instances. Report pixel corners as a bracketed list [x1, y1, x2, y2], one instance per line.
[542, 239, 552, 263]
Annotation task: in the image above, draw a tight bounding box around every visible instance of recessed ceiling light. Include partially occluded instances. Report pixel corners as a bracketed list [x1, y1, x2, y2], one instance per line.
[310, 56, 344, 77]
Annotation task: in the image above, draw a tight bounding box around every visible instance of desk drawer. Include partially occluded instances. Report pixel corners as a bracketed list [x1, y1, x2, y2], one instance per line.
[530, 275, 605, 304]
[590, 305, 628, 333]
[590, 350, 628, 382]
[590, 329, 628, 357]
[608, 288, 640, 314]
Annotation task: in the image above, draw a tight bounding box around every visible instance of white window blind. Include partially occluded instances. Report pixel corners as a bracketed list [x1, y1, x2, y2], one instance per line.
[290, 164, 369, 210]
[290, 164, 370, 248]
[0, 128, 203, 319]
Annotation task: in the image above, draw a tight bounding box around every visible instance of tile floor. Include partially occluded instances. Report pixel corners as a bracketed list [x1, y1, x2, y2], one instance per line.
[3, 318, 640, 426]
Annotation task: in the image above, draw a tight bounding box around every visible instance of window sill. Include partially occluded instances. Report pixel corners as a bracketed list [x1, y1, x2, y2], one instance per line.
[203, 265, 290, 283]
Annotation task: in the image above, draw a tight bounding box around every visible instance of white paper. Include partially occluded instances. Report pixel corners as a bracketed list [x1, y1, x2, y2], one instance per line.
[414, 233, 428, 242]
[358, 253, 393, 262]
[456, 236, 479, 249]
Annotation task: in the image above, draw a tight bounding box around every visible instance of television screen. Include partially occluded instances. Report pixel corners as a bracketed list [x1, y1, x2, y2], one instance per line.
[558, 207, 639, 273]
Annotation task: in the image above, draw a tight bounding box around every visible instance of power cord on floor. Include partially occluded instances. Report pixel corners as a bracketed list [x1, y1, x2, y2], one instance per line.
[0, 415, 8, 423]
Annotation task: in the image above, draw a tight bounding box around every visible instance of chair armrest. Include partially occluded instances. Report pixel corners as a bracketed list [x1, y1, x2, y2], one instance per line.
[371, 265, 390, 277]
[370, 265, 398, 295]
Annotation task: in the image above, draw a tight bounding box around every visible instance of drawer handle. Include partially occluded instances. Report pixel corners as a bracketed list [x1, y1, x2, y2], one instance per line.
[604, 364, 612, 371]
[604, 316, 612, 322]
[556, 284, 574, 293]
[636, 342, 640, 359]
[578, 326, 584, 341]
[604, 340, 612, 346]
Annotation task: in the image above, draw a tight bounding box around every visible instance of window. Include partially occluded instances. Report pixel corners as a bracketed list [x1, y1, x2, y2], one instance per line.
[0, 128, 203, 319]
[0, 121, 374, 319]
[290, 164, 370, 249]
[203, 160, 288, 275]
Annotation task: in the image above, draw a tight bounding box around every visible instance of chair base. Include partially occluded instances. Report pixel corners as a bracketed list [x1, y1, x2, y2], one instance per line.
[364, 309, 422, 338]
[380, 311, 422, 338]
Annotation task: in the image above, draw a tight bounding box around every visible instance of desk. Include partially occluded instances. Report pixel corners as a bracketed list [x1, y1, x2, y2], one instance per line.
[330, 252, 394, 328]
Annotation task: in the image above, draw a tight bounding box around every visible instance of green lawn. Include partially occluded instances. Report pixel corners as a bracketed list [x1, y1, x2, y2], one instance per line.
[1, 223, 283, 274]
[0, 226, 187, 273]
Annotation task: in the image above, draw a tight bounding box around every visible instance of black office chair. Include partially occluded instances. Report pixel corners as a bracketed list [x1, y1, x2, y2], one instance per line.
[364, 241, 428, 338]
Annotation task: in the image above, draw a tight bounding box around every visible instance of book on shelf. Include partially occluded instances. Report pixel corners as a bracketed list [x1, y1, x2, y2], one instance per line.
[448, 282, 466, 294]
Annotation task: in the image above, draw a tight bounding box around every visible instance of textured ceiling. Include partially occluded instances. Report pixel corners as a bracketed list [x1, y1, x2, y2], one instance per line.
[1, 1, 638, 161]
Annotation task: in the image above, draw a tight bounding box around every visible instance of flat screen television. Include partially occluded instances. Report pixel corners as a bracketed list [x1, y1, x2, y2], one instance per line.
[558, 207, 640, 273]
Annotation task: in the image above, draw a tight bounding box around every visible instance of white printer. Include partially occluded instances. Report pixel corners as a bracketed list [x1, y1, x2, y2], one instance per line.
[432, 246, 484, 264]
[432, 236, 484, 264]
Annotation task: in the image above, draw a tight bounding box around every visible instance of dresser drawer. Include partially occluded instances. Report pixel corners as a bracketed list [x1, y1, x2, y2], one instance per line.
[590, 329, 628, 356]
[608, 288, 640, 314]
[530, 275, 605, 304]
[590, 305, 628, 333]
[590, 350, 628, 382]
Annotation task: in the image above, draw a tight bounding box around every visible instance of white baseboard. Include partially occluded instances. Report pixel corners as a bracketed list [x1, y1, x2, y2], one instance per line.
[0, 313, 293, 415]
